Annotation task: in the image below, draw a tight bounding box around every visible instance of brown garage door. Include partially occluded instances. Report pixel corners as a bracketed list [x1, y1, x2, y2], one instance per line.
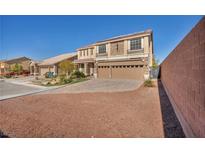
[98, 66, 110, 79]
[98, 65, 145, 80]
[111, 65, 145, 80]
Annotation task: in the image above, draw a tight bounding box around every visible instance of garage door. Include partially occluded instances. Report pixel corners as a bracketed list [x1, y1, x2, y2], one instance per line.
[98, 66, 110, 79]
[98, 65, 145, 80]
[40, 67, 54, 76]
[111, 65, 144, 80]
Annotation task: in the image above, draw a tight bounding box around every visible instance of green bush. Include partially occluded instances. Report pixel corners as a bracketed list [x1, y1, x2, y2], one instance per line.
[4, 74, 12, 78]
[71, 70, 85, 79]
[59, 74, 72, 84]
[144, 79, 154, 87]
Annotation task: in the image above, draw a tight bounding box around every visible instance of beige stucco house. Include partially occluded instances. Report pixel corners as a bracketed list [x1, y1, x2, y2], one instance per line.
[74, 29, 153, 80]
[0, 57, 31, 75]
[30, 52, 77, 76]
[0, 60, 8, 75]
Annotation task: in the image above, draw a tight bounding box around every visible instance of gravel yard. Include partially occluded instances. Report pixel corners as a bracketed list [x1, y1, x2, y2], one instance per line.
[0, 80, 184, 137]
[0, 81, 164, 137]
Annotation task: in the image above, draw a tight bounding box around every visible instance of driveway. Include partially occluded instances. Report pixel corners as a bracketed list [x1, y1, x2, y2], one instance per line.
[0, 80, 45, 100]
[43, 79, 143, 94]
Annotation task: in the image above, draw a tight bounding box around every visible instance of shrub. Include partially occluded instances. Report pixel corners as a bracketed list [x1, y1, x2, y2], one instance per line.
[71, 70, 85, 79]
[10, 63, 23, 74]
[64, 78, 72, 84]
[58, 74, 72, 84]
[144, 79, 154, 87]
[4, 74, 12, 78]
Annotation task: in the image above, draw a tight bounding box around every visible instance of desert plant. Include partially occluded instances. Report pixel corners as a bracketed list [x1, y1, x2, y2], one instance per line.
[152, 55, 159, 69]
[70, 70, 85, 79]
[144, 79, 154, 87]
[10, 63, 23, 74]
[58, 61, 74, 77]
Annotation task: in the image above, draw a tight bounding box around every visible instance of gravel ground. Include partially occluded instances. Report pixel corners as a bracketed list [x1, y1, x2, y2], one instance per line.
[0, 130, 9, 138]
[0, 80, 185, 138]
[0, 81, 164, 138]
[157, 81, 185, 137]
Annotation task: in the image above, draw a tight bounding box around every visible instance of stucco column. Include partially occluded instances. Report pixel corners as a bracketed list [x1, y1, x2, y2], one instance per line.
[94, 62, 97, 78]
[30, 66, 32, 75]
[53, 65, 57, 76]
[84, 62, 88, 76]
[34, 65, 38, 76]
[79, 64, 82, 72]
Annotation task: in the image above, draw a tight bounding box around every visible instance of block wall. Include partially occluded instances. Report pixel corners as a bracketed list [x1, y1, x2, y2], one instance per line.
[160, 17, 205, 137]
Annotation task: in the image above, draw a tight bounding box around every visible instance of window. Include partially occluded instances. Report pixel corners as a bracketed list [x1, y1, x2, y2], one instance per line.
[98, 44, 106, 54]
[90, 49, 93, 55]
[130, 38, 142, 50]
[86, 50, 88, 56]
[79, 51, 82, 57]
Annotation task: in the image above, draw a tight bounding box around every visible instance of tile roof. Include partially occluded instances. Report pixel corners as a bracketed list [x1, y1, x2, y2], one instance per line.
[39, 52, 77, 66]
[96, 29, 152, 43]
[4, 56, 31, 64]
[77, 29, 152, 50]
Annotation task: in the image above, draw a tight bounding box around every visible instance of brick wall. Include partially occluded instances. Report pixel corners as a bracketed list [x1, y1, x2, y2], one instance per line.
[160, 17, 205, 137]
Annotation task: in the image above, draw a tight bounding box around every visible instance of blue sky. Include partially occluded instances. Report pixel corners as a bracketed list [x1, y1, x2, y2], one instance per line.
[0, 15, 203, 63]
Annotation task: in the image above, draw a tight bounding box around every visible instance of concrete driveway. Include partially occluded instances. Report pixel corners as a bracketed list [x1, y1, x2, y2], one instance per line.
[43, 79, 143, 94]
[0, 80, 45, 100]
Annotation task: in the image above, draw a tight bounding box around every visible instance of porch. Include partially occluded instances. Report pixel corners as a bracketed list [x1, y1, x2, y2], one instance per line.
[74, 58, 96, 76]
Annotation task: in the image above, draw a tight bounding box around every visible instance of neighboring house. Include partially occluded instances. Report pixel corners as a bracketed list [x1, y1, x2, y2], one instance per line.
[32, 52, 77, 76]
[30, 60, 41, 76]
[0, 57, 32, 75]
[0, 60, 9, 76]
[74, 29, 153, 80]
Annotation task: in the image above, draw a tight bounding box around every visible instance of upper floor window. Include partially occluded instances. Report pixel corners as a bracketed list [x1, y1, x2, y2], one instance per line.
[79, 51, 82, 57]
[98, 44, 106, 54]
[86, 50, 88, 56]
[90, 49, 93, 55]
[130, 38, 142, 50]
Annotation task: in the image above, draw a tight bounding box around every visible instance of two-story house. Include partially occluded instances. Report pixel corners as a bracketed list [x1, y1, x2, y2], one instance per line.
[74, 29, 153, 80]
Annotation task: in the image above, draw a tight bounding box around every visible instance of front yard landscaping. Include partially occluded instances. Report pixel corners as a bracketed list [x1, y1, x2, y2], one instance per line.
[31, 70, 88, 87]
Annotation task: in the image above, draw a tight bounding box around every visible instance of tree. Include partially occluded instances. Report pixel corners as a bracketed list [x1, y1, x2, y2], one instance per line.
[11, 63, 23, 74]
[58, 61, 74, 77]
[152, 55, 159, 69]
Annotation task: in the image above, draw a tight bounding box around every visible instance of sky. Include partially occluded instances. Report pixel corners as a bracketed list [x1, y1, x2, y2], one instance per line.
[0, 15, 203, 63]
